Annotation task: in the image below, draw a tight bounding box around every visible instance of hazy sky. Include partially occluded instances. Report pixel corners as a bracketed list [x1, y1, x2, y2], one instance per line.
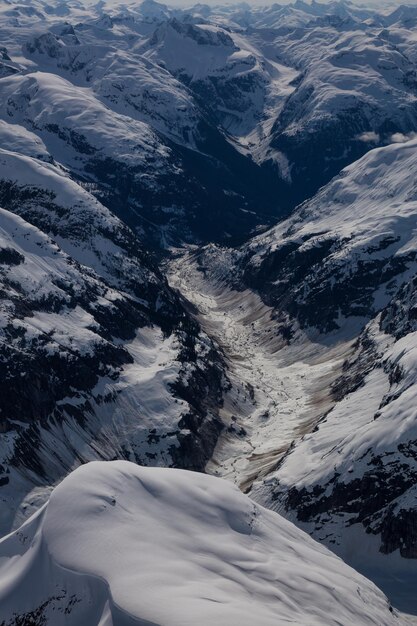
[153, 0, 416, 8]
[156, 0, 413, 7]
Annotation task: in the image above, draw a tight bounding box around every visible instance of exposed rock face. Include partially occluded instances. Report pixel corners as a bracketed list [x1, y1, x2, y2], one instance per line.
[222, 137, 417, 339]
[241, 233, 416, 334]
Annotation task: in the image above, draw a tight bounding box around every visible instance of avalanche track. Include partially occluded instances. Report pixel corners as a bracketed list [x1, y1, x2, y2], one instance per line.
[167, 247, 355, 493]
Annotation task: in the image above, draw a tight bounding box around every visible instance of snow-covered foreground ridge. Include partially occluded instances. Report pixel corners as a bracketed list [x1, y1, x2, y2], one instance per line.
[0, 460, 404, 626]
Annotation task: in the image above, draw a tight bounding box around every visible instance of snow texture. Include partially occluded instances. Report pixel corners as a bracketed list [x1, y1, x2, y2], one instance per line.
[0, 460, 403, 626]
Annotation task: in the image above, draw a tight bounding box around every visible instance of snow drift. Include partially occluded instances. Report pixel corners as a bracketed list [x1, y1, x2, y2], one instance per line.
[0, 460, 403, 626]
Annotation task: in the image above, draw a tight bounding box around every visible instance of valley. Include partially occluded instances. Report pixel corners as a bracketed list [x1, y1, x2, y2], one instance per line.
[167, 247, 354, 493]
[2, 0, 417, 623]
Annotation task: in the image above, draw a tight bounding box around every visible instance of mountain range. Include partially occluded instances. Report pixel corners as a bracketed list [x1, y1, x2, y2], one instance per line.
[2, 0, 417, 623]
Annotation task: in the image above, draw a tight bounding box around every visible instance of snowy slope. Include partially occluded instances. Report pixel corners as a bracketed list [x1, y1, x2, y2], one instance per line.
[0, 70, 170, 170]
[140, 17, 271, 138]
[184, 136, 417, 611]
[0, 460, 404, 626]
[2, 1, 417, 620]
[0, 203, 225, 536]
[136, 0, 417, 202]
[253, 286, 417, 612]
[0, 67, 279, 244]
[0, 123, 227, 535]
[0, 141, 167, 299]
[263, 24, 417, 201]
[230, 135, 417, 600]
[0, 8, 286, 244]
[238, 136, 417, 335]
[0, 4, 244, 541]
[140, 14, 299, 183]
[22, 29, 201, 146]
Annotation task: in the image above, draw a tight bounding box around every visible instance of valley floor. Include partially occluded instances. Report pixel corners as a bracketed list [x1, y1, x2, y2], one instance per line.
[167, 247, 354, 491]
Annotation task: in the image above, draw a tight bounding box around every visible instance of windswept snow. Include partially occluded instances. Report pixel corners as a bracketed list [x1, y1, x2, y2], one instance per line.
[0, 460, 403, 626]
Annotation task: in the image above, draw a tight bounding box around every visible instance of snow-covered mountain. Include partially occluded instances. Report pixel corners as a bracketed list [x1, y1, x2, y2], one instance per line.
[2, 0, 417, 245]
[0, 126, 227, 536]
[0, 7, 286, 245]
[235, 136, 417, 335]
[137, 0, 417, 205]
[239, 138, 417, 609]
[3, 0, 417, 622]
[0, 460, 403, 626]
[255, 17, 417, 202]
[184, 134, 417, 612]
